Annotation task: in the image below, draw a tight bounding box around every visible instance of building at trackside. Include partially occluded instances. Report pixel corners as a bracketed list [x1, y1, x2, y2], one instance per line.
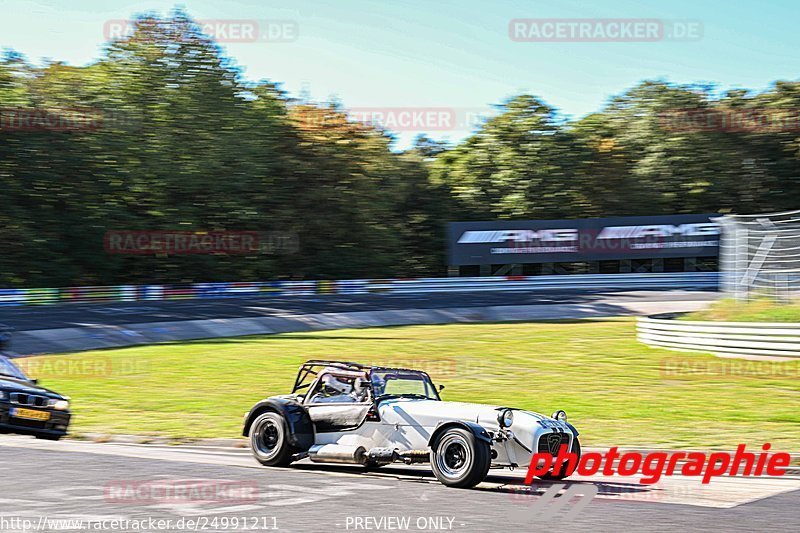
[446, 214, 719, 276]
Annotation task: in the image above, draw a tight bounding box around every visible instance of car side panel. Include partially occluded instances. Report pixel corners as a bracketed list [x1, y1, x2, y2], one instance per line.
[374, 401, 436, 450]
[314, 404, 433, 451]
[305, 403, 371, 432]
[313, 421, 399, 448]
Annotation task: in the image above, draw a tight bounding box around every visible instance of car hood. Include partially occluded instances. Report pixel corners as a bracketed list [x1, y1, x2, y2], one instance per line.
[0, 376, 65, 399]
[378, 398, 561, 430]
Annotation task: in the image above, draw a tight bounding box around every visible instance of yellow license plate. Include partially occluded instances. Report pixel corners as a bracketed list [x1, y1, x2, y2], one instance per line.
[10, 408, 51, 421]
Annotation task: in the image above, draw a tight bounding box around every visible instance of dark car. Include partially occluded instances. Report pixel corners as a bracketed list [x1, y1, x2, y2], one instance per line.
[0, 355, 71, 440]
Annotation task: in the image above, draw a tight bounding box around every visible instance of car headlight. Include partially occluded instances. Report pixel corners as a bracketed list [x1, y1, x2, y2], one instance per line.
[49, 399, 70, 411]
[497, 408, 514, 428]
[552, 409, 567, 422]
[0, 391, 6, 400]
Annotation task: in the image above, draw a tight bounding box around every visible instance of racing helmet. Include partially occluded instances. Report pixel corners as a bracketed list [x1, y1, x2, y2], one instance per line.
[320, 373, 353, 395]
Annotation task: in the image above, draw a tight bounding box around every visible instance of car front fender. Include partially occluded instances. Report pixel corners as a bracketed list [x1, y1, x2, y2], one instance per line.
[427, 420, 492, 450]
[242, 397, 314, 451]
[566, 422, 579, 437]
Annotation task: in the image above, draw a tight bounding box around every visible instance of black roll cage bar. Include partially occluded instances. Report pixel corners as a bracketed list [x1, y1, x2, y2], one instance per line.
[291, 359, 440, 400]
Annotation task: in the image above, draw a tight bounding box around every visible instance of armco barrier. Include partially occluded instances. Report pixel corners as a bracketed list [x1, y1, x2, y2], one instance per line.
[0, 272, 718, 307]
[637, 315, 800, 358]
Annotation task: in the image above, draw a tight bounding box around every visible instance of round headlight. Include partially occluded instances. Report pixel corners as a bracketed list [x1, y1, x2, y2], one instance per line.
[552, 409, 567, 422]
[497, 409, 514, 428]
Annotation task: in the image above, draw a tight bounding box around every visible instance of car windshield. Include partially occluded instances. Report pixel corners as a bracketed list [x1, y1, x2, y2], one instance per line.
[0, 356, 29, 381]
[371, 370, 439, 400]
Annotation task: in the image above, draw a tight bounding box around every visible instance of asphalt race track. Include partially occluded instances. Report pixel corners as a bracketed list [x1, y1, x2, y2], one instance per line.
[0, 436, 797, 533]
[0, 289, 717, 332]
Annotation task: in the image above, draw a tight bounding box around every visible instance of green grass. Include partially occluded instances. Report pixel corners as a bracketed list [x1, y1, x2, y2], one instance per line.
[20, 318, 800, 450]
[683, 298, 800, 322]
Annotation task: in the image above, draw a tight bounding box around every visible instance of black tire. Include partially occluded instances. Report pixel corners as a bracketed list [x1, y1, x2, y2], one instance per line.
[35, 434, 62, 441]
[249, 411, 295, 467]
[430, 427, 491, 488]
[537, 437, 581, 481]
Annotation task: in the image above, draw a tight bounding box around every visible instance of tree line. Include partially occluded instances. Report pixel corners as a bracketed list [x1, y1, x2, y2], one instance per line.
[1, 13, 799, 287]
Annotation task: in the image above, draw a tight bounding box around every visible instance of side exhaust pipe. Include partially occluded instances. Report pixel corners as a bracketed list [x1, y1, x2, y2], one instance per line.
[308, 444, 367, 465]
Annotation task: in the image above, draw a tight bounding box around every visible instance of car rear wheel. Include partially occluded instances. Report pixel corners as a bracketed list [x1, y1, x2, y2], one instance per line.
[249, 411, 295, 467]
[430, 428, 491, 488]
[537, 437, 581, 481]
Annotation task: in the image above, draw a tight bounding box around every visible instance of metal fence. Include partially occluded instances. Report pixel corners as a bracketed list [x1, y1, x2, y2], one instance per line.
[637, 314, 800, 358]
[0, 272, 719, 307]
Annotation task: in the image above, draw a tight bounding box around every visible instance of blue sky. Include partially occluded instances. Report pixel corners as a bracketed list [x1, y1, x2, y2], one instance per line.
[1, 0, 798, 148]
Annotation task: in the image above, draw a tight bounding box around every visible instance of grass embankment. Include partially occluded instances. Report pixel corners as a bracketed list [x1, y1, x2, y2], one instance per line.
[19, 318, 800, 450]
[683, 298, 800, 322]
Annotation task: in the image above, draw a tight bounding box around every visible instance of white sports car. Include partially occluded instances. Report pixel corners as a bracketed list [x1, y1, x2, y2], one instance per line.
[243, 360, 581, 488]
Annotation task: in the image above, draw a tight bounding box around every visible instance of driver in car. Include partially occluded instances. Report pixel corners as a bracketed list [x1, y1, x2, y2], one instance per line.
[310, 374, 361, 403]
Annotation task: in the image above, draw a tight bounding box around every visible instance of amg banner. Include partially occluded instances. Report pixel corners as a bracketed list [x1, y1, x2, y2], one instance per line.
[447, 214, 720, 265]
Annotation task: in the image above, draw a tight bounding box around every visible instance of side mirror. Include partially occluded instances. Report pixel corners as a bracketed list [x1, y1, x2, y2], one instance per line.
[438, 384, 445, 392]
[30, 378, 39, 385]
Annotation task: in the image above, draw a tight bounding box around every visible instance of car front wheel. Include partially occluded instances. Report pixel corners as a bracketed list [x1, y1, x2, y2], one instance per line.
[249, 411, 295, 467]
[430, 428, 491, 488]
